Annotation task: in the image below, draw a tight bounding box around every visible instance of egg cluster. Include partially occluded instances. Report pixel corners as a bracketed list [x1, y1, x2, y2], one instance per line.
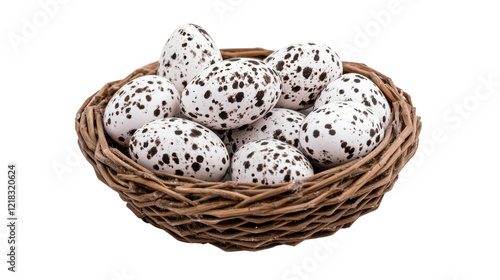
[103, 23, 392, 184]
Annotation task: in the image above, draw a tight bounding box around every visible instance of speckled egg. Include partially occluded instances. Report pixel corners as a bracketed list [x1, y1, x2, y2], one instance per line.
[231, 139, 314, 184]
[103, 75, 180, 146]
[299, 101, 384, 169]
[129, 118, 229, 181]
[221, 108, 305, 157]
[314, 73, 391, 130]
[264, 42, 342, 110]
[180, 58, 282, 130]
[158, 23, 222, 93]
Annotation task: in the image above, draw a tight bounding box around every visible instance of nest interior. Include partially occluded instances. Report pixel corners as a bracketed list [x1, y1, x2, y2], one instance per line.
[75, 48, 422, 252]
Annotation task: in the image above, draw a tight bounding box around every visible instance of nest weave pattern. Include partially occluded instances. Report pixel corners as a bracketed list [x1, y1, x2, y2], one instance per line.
[75, 48, 421, 251]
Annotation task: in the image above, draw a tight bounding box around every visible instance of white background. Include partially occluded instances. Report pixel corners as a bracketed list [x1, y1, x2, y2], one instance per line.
[1, 0, 499, 279]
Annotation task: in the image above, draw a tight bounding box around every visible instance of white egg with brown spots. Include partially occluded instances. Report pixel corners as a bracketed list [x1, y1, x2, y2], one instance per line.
[221, 108, 305, 157]
[315, 73, 391, 130]
[231, 139, 314, 184]
[158, 23, 222, 93]
[180, 58, 282, 130]
[129, 118, 229, 181]
[264, 42, 342, 110]
[299, 101, 384, 169]
[103, 75, 180, 146]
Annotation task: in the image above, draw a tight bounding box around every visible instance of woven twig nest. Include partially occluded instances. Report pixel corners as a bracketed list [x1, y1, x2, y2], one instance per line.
[75, 48, 421, 251]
